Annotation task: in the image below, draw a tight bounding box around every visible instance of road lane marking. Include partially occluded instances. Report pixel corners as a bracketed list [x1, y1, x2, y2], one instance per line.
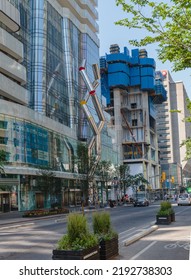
[164, 241, 190, 250]
[0, 223, 34, 230]
[130, 241, 157, 260]
[124, 225, 158, 246]
[119, 223, 157, 244]
[119, 228, 136, 236]
[164, 235, 190, 251]
[118, 228, 136, 242]
[176, 207, 191, 215]
[55, 218, 67, 223]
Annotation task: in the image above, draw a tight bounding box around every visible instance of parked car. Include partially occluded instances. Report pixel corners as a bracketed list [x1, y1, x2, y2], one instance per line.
[133, 197, 149, 207]
[177, 193, 191, 206]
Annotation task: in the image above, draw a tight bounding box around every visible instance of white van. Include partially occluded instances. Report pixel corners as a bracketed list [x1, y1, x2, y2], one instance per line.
[177, 193, 191, 206]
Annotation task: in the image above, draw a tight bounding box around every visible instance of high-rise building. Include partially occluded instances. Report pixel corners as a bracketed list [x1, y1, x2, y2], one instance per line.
[100, 45, 167, 192]
[156, 70, 191, 189]
[0, 0, 116, 211]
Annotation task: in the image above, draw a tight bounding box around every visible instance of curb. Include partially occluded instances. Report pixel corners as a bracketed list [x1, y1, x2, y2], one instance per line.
[0, 213, 69, 228]
[0, 207, 105, 228]
[124, 225, 159, 246]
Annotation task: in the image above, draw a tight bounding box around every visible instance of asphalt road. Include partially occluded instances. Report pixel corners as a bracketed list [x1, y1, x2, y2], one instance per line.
[0, 202, 190, 260]
[117, 204, 191, 260]
[0, 203, 159, 260]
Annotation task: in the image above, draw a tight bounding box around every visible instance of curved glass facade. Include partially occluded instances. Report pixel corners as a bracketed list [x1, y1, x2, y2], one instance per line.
[0, 114, 75, 170]
[0, 0, 117, 211]
[19, 0, 101, 132]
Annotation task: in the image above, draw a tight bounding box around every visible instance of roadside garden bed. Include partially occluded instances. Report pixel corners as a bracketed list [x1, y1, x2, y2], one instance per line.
[23, 208, 69, 217]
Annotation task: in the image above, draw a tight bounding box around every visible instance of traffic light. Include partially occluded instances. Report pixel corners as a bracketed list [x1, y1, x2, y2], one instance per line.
[161, 172, 166, 182]
[171, 176, 174, 183]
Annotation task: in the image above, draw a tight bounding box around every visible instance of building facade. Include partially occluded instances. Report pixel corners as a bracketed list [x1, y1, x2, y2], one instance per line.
[156, 70, 191, 190]
[100, 45, 167, 193]
[0, 0, 116, 211]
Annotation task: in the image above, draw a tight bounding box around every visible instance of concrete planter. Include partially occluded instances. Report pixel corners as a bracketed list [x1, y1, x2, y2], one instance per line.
[52, 245, 100, 260]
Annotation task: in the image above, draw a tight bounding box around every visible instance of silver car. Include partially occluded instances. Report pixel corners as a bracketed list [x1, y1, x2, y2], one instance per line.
[177, 193, 191, 206]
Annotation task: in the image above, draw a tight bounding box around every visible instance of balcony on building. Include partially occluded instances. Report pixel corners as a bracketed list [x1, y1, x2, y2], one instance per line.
[0, 73, 28, 105]
[0, 0, 20, 32]
[0, 28, 23, 62]
[57, 0, 98, 33]
[0, 51, 26, 85]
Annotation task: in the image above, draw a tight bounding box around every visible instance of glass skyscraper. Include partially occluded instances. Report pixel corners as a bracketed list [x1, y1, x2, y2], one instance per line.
[0, 0, 116, 211]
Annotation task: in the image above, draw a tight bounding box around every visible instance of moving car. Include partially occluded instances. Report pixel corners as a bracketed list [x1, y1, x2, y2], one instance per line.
[177, 193, 191, 206]
[133, 197, 149, 207]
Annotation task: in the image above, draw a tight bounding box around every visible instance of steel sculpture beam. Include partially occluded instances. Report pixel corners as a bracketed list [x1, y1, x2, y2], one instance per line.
[79, 60, 105, 176]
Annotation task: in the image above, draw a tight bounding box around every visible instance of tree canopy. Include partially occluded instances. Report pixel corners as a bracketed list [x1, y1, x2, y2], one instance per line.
[0, 150, 6, 174]
[35, 166, 58, 197]
[115, 0, 191, 71]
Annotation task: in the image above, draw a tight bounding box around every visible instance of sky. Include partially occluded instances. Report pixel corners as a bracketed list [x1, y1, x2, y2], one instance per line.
[97, 0, 191, 99]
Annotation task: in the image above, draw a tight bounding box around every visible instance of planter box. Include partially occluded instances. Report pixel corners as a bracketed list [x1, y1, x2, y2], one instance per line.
[99, 237, 119, 260]
[52, 245, 99, 260]
[156, 215, 171, 225]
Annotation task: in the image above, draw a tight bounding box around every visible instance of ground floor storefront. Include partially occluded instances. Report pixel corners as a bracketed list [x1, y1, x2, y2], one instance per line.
[0, 174, 164, 213]
[0, 174, 109, 212]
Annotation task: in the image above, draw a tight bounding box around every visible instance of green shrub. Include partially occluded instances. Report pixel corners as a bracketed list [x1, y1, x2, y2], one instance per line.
[57, 233, 98, 250]
[160, 201, 172, 210]
[67, 213, 88, 244]
[92, 211, 118, 241]
[57, 213, 98, 250]
[157, 201, 174, 216]
[157, 209, 171, 216]
[93, 212, 111, 235]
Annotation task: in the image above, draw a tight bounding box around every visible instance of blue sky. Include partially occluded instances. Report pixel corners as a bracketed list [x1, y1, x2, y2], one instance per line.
[97, 0, 191, 98]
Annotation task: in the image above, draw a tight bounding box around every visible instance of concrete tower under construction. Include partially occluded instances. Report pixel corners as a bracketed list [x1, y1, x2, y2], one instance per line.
[100, 45, 167, 190]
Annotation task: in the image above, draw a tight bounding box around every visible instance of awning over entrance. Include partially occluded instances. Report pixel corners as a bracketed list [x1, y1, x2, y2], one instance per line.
[0, 178, 19, 186]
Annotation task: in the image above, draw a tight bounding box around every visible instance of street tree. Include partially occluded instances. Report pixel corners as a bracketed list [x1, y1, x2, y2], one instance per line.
[96, 160, 113, 201]
[115, 0, 191, 71]
[180, 101, 191, 160]
[0, 150, 6, 175]
[129, 173, 149, 186]
[35, 166, 62, 207]
[127, 173, 149, 198]
[114, 164, 130, 196]
[75, 143, 96, 203]
[115, 0, 191, 160]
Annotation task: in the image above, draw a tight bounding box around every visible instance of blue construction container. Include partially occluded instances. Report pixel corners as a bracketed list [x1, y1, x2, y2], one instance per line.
[100, 46, 166, 105]
[108, 62, 130, 88]
[130, 66, 140, 86]
[140, 57, 155, 91]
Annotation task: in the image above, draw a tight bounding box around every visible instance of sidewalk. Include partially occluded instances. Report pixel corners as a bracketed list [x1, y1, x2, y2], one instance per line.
[114, 212, 191, 260]
[0, 204, 132, 227]
[0, 206, 108, 227]
[0, 210, 68, 227]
